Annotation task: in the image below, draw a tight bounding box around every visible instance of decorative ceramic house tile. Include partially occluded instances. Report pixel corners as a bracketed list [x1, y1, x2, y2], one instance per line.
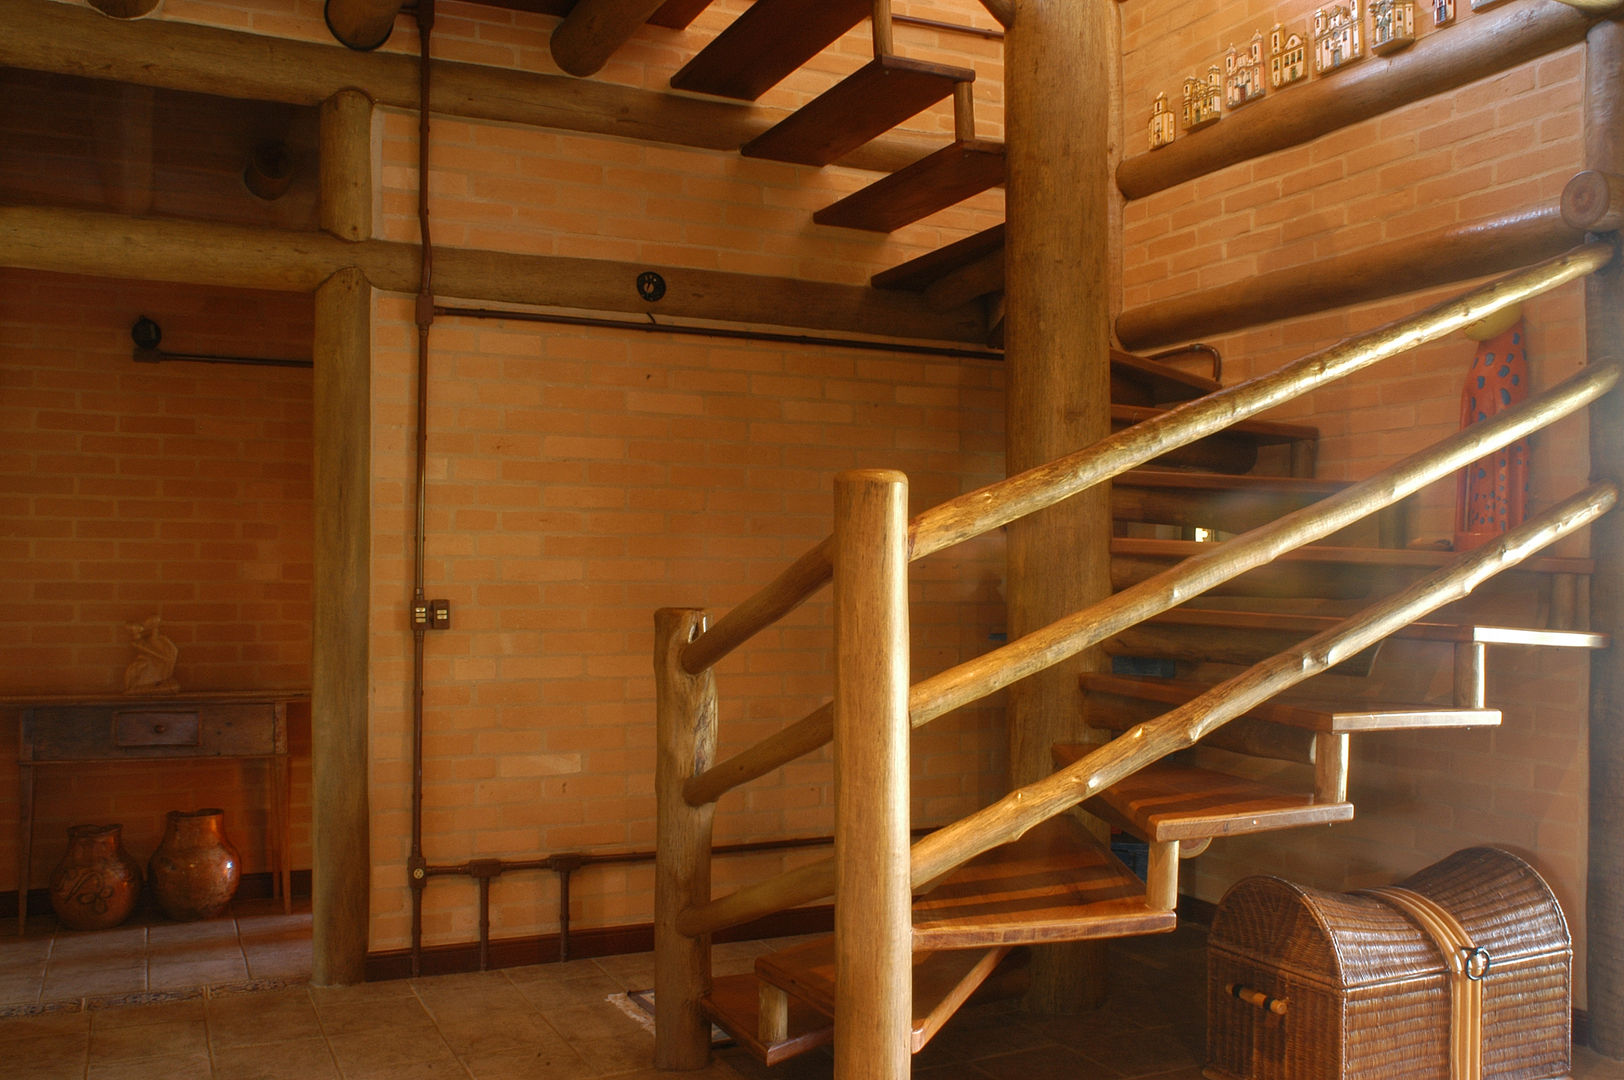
[1433, 0, 1455, 26]
[1313, 2, 1364, 75]
[1148, 92, 1176, 150]
[1370, 0, 1415, 55]
[1270, 22, 1308, 89]
[1225, 31, 1267, 109]
[1182, 66, 1222, 132]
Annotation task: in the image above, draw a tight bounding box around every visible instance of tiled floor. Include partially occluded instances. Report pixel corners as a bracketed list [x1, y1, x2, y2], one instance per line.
[1, 920, 1621, 1079]
[2, 898, 311, 1014]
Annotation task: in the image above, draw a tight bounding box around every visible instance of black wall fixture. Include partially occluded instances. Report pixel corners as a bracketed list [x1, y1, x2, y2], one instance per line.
[130, 316, 312, 369]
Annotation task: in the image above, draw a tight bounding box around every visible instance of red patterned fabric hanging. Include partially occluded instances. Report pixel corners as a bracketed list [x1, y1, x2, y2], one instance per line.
[1454, 318, 1529, 551]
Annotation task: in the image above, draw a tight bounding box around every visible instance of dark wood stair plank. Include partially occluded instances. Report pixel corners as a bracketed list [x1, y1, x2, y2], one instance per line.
[1049, 750, 1353, 843]
[647, 0, 714, 29]
[813, 139, 1005, 232]
[1137, 607, 1607, 649]
[753, 939, 1010, 1053]
[669, 0, 871, 100]
[702, 972, 834, 1065]
[909, 815, 1176, 950]
[1080, 673, 1501, 733]
[742, 56, 975, 166]
[872, 224, 1005, 291]
[1109, 348, 1220, 404]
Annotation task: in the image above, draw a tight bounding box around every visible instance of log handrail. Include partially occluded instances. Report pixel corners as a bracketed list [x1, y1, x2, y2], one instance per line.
[673, 363, 1620, 936]
[676, 242, 1615, 801]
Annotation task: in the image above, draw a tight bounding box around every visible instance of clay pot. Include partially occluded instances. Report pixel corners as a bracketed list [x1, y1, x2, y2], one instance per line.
[149, 808, 241, 920]
[48, 824, 143, 931]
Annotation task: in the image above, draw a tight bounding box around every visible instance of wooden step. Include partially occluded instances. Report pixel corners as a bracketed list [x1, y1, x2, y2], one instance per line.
[1111, 404, 1318, 477]
[1113, 469, 1400, 545]
[814, 139, 1005, 232]
[1050, 750, 1353, 843]
[701, 972, 834, 1065]
[909, 814, 1176, 949]
[1135, 607, 1607, 649]
[1109, 349, 1221, 404]
[873, 224, 1005, 291]
[742, 56, 975, 166]
[752, 940, 1009, 1055]
[647, 0, 715, 30]
[669, 0, 870, 100]
[1080, 673, 1502, 733]
[1109, 538, 1594, 612]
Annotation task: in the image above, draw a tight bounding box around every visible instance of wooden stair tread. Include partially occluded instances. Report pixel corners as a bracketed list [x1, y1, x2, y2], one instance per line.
[1142, 608, 1608, 648]
[909, 815, 1176, 949]
[1110, 349, 1221, 403]
[813, 139, 1005, 232]
[1050, 751, 1352, 842]
[701, 972, 833, 1065]
[1081, 673, 1501, 732]
[669, 0, 869, 100]
[1110, 404, 1319, 445]
[1119, 469, 1348, 494]
[647, 0, 715, 30]
[1111, 537, 1595, 576]
[754, 940, 1009, 1054]
[742, 56, 975, 167]
[872, 224, 1005, 291]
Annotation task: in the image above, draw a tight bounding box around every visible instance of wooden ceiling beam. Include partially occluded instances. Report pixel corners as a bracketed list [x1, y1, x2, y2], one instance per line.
[2, 0, 938, 175]
[0, 203, 988, 345]
[550, 0, 668, 77]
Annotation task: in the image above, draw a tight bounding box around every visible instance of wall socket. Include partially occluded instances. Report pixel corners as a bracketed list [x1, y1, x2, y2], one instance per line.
[412, 600, 453, 630]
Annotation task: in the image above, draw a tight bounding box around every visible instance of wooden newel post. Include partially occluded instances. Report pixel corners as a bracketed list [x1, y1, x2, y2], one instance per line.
[654, 608, 718, 1070]
[833, 470, 913, 1080]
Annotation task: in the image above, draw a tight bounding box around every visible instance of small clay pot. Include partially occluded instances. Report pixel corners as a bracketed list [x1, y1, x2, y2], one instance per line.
[149, 808, 241, 920]
[49, 824, 143, 931]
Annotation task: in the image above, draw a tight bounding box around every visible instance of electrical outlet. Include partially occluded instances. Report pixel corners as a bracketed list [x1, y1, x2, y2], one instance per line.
[429, 600, 452, 630]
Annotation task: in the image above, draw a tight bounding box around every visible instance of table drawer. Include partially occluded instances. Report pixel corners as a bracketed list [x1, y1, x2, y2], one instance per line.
[114, 710, 200, 747]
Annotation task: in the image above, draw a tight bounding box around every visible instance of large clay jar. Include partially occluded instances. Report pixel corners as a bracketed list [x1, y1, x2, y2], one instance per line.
[149, 808, 241, 920]
[48, 824, 143, 931]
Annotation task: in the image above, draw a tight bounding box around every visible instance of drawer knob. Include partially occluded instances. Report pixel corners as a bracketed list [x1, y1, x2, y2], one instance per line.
[153, 723, 167, 734]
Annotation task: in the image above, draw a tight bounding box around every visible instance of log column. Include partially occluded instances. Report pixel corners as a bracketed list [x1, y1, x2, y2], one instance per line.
[321, 89, 373, 242]
[653, 608, 719, 1070]
[311, 266, 372, 985]
[1585, 16, 1624, 1060]
[1003, 0, 1116, 1012]
[832, 470, 912, 1080]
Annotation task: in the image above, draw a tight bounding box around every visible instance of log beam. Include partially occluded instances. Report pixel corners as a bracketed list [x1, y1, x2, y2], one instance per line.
[324, 0, 406, 50]
[311, 266, 372, 986]
[1585, 16, 1624, 1061]
[1117, 1, 1596, 201]
[550, 0, 668, 78]
[1563, 169, 1624, 233]
[3, 0, 938, 176]
[0, 204, 986, 344]
[1115, 204, 1583, 350]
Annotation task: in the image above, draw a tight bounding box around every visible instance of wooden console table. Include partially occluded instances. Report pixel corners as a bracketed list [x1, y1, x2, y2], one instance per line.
[8, 690, 307, 934]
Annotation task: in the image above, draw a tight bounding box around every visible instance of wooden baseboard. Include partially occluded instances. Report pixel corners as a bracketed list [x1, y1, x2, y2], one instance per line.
[363, 904, 837, 982]
[3, 870, 311, 920]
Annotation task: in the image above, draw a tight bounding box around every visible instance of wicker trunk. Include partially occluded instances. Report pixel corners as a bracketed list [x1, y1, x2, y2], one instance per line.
[1205, 847, 1570, 1080]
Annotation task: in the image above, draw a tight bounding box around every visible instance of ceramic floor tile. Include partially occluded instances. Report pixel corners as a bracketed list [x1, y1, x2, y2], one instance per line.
[85, 1051, 213, 1079]
[89, 1017, 209, 1063]
[91, 997, 207, 1029]
[207, 986, 322, 1048]
[502, 965, 623, 1012]
[323, 1027, 463, 1079]
[459, 1042, 597, 1080]
[210, 1036, 343, 1080]
[50, 927, 147, 961]
[147, 956, 250, 990]
[314, 996, 436, 1038]
[41, 960, 147, 1002]
[542, 998, 656, 1075]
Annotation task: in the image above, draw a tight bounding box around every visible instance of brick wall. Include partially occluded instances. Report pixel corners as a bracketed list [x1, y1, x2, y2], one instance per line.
[1120, 0, 1595, 1002]
[0, 268, 315, 892]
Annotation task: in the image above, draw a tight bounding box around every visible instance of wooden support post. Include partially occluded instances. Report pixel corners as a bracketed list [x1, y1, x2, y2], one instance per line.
[1453, 641, 1487, 709]
[952, 81, 977, 143]
[872, 0, 894, 58]
[549, 0, 668, 78]
[759, 983, 789, 1046]
[1146, 839, 1178, 912]
[321, 89, 373, 242]
[1313, 732, 1350, 805]
[1003, 0, 1115, 1013]
[1585, 16, 1624, 1062]
[311, 266, 371, 986]
[654, 608, 719, 1071]
[832, 470, 912, 1080]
